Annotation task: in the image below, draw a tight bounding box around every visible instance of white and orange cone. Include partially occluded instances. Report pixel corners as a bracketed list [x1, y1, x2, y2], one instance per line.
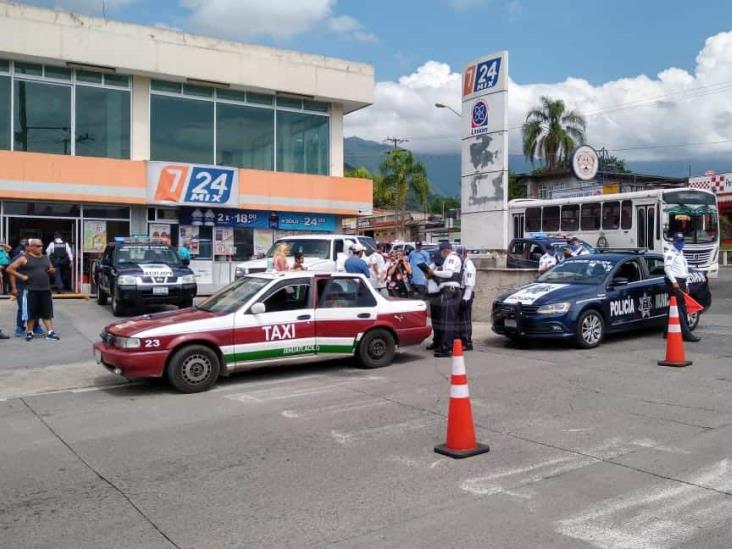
[434, 339, 490, 459]
[658, 296, 693, 368]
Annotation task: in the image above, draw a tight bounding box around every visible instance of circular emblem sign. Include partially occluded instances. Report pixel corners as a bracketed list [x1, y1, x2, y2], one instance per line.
[571, 145, 599, 181]
[472, 100, 488, 127]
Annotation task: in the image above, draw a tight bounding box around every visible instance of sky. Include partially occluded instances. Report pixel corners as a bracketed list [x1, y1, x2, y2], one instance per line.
[18, 0, 732, 164]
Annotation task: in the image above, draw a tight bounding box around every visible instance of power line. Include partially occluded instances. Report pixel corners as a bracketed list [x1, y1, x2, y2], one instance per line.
[384, 137, 408, 150]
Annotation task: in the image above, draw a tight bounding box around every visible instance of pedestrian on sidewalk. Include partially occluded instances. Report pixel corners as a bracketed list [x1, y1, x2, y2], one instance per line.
[6, 239, 60, 341]
[0, 240, 11, 295]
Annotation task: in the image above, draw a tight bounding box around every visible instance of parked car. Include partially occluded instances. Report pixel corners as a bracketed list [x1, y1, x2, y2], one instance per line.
[94, 238, 197, 316]
[234, 235, 376, 278]
[492, 251, 711, 348]
[507, 236, 596, 269]
[94, 271, 432, 393]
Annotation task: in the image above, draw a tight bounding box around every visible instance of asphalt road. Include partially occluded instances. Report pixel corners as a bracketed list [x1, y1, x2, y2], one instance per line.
[1, 270, 731, 548]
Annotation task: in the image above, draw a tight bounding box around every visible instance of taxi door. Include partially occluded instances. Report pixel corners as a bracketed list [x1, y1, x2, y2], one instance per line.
[230, 278, 316, 367]
[314, 276, 378, 355]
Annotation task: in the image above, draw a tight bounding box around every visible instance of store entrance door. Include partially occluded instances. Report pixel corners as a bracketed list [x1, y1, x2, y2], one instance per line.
[6, 217, 80, 293]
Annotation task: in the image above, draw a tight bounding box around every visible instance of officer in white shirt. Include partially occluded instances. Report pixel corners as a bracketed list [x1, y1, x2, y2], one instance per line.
[664, 233, 700, 342]
[457, 247, 476, 351]
[538, 244, 559, 273]
[428, 242, 462, 357]
[368, 242, 388, 296]
[425, 251, 443, 352]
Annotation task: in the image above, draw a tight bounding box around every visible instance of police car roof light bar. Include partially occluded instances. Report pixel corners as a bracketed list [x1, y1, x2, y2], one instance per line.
[596, 247, 649, 255]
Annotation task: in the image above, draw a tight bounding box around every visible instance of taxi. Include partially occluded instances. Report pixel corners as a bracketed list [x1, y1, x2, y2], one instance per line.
[492, 251, 711, 348]
[93, 272, 432, 393]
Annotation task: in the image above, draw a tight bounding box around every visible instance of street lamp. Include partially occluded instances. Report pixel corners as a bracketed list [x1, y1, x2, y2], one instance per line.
[434, 103, 461, 118]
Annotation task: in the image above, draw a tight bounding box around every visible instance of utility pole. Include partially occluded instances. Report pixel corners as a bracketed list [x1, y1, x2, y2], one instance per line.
[384, 137, 408, 150]
[383, 137, 408, 240]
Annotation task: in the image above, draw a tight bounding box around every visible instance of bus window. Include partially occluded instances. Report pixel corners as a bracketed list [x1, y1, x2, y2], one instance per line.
[621, 200, 632, 230]
[526, 207, 541, 232]
[543, 206, 560, 232]
[561, 205, 579, 231]
[602, 201, 620, 230]
[581, 202, 601, 230]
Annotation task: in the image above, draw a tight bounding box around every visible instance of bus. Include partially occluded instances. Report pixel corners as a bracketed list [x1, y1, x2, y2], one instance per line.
[508, 188, 720, 277]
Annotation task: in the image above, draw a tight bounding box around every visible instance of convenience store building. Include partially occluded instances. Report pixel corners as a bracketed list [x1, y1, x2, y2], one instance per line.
[0, 2, 373, 292]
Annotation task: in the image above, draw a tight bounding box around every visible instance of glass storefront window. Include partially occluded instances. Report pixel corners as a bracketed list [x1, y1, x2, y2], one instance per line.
[150, 95, 214, 164]
[14, 80, 71, 154]
[75, 86, 130, 159]
[216, 103, 274, 170]
[233, 228, 254, 261]
[0, 76, 9, 150]
[276, 111, 329, 175]
[82, 205, 130, 219]
[4, 201, 80, 217]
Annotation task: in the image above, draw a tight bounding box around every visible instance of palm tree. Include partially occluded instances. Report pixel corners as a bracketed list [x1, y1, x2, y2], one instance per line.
[522, 96, 586, 170]
[379, 149, 429, 239]
[345, 166, 391, 209]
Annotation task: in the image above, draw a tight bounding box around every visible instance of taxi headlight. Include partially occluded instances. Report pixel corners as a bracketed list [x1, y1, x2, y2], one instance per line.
[117, 275, 137, 285]
[180, 274, 196, 284]
[537, 302, 571, 315]
[113, 336, 141, 349]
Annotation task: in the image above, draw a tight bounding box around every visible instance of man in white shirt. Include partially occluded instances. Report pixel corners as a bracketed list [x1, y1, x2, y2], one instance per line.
[368, 243, 388, 296]
[428, 242, 462, 357]
[457, 247, 476, 351]
[538, 244, 559, 273]
[663, 233, 699, 342]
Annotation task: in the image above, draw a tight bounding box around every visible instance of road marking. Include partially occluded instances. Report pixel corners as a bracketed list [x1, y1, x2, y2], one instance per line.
[1, 381, 140, 401]
[224, 375, 386, 404]
[331, 416, 440, 446]
[280, 399, 389, 419]
[556, 459, 732, 549]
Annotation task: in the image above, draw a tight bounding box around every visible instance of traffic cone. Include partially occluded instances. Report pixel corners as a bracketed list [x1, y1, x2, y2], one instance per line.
[434, 339, 490, 459]
[658, 296, 692, 368]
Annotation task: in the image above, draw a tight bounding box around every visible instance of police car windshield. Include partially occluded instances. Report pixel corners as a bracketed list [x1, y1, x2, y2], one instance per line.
[117, 245, 180, 266]
[536, 258, 615, 284]
[197, 276, 270, 313]
[267, 239, 330, 259]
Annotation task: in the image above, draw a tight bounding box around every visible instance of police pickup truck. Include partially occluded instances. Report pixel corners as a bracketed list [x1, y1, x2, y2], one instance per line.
[94, 238, 197, 316]
[492, 250, 711, 348]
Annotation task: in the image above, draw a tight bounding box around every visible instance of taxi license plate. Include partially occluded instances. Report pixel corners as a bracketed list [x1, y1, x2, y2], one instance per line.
[94, 348, 102, 364]
[153, 286, 169, 296]
[504, 318, 517, 328]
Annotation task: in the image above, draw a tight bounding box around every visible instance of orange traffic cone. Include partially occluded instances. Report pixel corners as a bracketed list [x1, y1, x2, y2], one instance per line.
[658, 296, 692, 368]
[434, 339, 490, 459]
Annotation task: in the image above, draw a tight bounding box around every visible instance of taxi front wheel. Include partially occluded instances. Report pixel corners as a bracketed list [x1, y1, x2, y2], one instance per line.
[576, 310, 605, 349]
[357, 329, 396, 369]
[167, 345, 221, 393]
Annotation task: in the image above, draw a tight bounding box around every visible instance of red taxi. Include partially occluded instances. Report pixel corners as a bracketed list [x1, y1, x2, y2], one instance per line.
[93, 272, 432, 393]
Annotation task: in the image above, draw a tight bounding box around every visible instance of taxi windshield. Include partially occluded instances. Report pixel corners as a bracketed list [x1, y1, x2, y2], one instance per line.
[536, 258, 616, 285]
[197, 276, 270, 313]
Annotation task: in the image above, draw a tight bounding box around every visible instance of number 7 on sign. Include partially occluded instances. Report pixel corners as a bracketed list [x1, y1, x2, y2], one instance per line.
[154, 165, 190, 202]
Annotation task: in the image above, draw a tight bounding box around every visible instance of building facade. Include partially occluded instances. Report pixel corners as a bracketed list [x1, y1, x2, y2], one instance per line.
[0, 2, 374, 292]
[689, 173, 732, 246]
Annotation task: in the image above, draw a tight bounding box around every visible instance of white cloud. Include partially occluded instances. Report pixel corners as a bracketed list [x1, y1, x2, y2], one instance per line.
[345, 31, 732, 162]
[327, 15, 378, 43]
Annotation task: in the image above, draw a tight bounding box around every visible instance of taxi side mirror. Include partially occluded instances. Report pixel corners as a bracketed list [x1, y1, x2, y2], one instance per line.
[610, 276, 629, 287]
[250, 302, 266, 314]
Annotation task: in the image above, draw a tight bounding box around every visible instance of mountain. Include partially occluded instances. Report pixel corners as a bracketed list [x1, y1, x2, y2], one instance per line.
[344, 136, 728, 197]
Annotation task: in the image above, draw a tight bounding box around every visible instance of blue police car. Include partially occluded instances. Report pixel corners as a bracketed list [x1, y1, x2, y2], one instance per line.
[492, 251, 711, 348]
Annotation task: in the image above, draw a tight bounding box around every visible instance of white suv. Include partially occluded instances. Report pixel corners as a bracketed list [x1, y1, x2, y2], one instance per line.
[234, 234, 376, 278]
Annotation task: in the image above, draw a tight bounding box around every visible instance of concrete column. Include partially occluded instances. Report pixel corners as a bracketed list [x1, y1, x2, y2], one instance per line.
[131, 75, 150, 161]
[329, 103, 344, 177]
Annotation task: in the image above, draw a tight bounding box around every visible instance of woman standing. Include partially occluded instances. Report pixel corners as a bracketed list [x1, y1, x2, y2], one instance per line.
[386, 251, 413, 298]
[273, 243, 290, 272]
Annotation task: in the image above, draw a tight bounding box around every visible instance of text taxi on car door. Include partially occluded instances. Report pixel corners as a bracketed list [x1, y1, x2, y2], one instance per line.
[93, 272, 432, 393]
[492, 250, 711, 348]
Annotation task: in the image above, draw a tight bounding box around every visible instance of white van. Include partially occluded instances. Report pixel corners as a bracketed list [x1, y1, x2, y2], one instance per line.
[234, 234, 376, 278]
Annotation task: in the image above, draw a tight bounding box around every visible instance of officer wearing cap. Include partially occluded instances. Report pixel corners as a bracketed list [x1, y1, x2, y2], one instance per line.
[663, 233, 700, 342]
[456, 247, 476, 351]
[428, 242, 462, 357]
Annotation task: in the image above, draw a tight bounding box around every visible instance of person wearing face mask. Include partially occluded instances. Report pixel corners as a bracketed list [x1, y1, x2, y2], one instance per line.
[663, 233, 700, 342]
[569, 237, 588, 256]
[538, 244, 558, 273]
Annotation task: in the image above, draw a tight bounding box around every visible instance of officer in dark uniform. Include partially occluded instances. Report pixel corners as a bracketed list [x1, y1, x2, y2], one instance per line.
[425, 250, 443, 351]
[429, 242, 462, 358]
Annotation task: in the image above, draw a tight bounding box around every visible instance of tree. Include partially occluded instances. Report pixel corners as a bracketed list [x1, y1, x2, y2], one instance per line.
[379, 149, 430, 239]
[522, 96, 586, 170]
[601, 153, 630, 174]
[345, 166, 391, 209]
[428, 194, 459, 215]
[508, 171, 526, 200]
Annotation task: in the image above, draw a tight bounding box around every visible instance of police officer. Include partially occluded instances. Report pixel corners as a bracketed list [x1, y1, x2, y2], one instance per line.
[425, 251, 443, 351]
[569, 237, 588, 256]
[538, 244, 558, 273]
[429, 242, 462, 358]
[663, 233, 700, 342]
[457, 247, 476, 351]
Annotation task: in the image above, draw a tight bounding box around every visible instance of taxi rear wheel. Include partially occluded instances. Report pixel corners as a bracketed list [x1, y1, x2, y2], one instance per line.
[357, 329, 396, 369]
[576, 309, 604, 349]
[167, 345, 221, 393]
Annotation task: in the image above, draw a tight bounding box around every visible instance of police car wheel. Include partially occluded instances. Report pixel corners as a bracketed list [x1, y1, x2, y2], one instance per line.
[576, 310, 604, 349]
[111, 291, 126, 317]
[96, 289, 108, 306]
[687, 312, 700, 332]
[167, 345, 221, 393]
[357, 329, 396, 369]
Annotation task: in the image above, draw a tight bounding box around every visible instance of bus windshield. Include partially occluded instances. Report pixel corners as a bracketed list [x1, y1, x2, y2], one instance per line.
[663, 190, 719, 243]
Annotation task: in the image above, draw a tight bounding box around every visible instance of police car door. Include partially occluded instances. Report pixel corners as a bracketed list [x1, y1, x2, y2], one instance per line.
[314, 275, 378, 355]
[642, 256, 673, 322]
[606, 258, 653, 328]
[232, 278, 316, 366]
